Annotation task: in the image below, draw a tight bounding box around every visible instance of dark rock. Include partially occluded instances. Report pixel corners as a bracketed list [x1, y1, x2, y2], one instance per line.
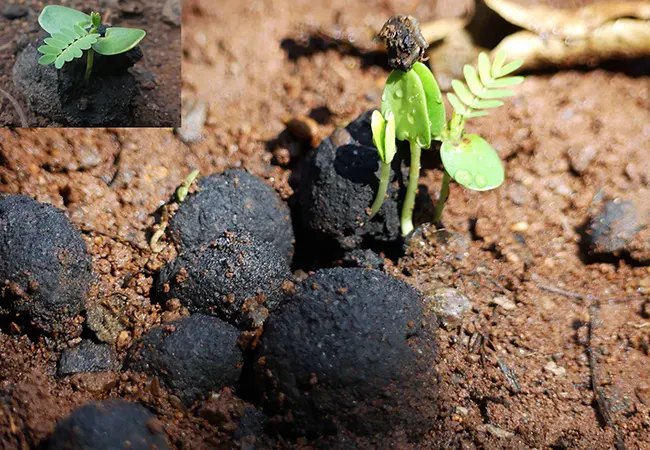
[297, 111, 404, 252]
[341, 248, 385, 270]
[126, 314, 243, 405]
[58, 340, 120, 376]
[169, 170, 294, 262]
[155, 231, 292, 329]
[256, 267, 438, 440]
[47, 399, 169, 450]
[584, 200, 640, 255]
[2, 5, 28, 19]
[0, 195, 92, 335]
[12, 27, 143, 126]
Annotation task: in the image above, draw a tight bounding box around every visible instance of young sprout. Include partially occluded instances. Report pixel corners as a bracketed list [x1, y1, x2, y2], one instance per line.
[435, 50, 524, 223]
[372, 61, 445, 235]
[37, 5, 146, 82]
[369, 110, 396, 218]
[372, 15, 524, 235]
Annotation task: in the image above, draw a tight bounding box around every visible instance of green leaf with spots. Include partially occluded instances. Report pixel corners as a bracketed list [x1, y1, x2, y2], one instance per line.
[92, 27, 146, 55]
[38, 5, 91, 35]
[440, 134, 504, 191]
[381, 68, 431, 147]
[411, 62, 446, 138]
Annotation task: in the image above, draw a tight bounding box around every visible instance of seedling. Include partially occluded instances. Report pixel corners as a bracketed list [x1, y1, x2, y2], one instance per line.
[37, 5, 146, 82]
[372, 18, 524, 235]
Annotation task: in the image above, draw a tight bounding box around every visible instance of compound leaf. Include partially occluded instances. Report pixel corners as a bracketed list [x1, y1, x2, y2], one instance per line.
[440, 134, 504, 191]
[92, 27, 146, 55]
[38, 5, 91, 35]
[44, 37, 69, 49]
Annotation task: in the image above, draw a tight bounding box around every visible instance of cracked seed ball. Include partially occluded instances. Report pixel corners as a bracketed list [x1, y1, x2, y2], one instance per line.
[255, 267, 438, 441]
[378, 15, 428, 72]
[0, 194, 92, 335]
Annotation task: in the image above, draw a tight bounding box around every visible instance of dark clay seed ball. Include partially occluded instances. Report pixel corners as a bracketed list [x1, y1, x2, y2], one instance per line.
[298, 111, 403, 251]
[0, 195, 92, 334]
[47, 399, 169, 450]
[154, 231, 292, 329]
[126, 314, 242, 405]
[256, 267, 438, 440]
[169, 169, 294, 261]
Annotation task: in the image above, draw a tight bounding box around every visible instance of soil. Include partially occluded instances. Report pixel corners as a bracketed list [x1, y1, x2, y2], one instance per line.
[0, 0, 180, 127]
[0, 0, 649, 449]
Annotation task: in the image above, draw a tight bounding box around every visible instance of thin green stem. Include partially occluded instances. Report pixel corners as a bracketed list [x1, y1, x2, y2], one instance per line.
[432, 170, 451, 225]
[401, 140, 421, 236]
[369, 161, 391, 219]
[84, 48, 95, 82]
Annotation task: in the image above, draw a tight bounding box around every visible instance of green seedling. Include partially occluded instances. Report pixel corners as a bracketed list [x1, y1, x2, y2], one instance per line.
[37, 5, 146, 82]
[371, 50, 523, 235]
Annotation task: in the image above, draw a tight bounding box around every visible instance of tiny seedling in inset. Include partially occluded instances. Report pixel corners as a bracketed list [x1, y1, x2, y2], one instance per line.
[37, 5, 146, 82]
[371, 15, 524, 235]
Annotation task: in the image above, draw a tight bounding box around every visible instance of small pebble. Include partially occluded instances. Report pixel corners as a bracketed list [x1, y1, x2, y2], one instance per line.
[544, 360, 567, 377]
[490, 296, 517, 311]
[425, 287, 471, 329]
[584, 200, 640, 255]
[2, 5, 28, 20]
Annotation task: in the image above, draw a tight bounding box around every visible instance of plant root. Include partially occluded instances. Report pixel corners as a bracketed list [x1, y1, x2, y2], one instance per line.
[0, 87, 28, 127]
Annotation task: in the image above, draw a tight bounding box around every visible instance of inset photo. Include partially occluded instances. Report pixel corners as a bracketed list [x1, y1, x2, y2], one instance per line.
[0, 1, 180, 127]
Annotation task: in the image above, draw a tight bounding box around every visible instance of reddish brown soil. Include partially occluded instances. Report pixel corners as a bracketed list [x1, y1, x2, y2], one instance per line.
[0, 0, 180, 127]
[1, 0, 650, 449]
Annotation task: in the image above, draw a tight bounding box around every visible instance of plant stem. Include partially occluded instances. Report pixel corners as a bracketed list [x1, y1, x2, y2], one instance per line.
[400, 140, 421, 236]
[369, 161, 391, 219]
[84, 48, 95, 82]
[432, 170, 451, 225]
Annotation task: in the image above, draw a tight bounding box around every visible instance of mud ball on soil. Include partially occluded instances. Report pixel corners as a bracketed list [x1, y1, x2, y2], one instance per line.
[169, 169, 294, 261]
[126, 314, 242, 405]
[47, 399, 169, 450]
[0, 195, 92, 335]
[12, 26, 143, 126]
[154, 231, 292, 329]
[583, 200, 640, 255]
[255, 267, 438, 440]
[297, 110, 404, 253]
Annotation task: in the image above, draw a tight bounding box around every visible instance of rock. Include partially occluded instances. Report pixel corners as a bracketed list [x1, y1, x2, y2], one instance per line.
[2, 5, 28, 19]
[584, 200, 640, 255]
[568, 144, 598, 174]
[425, 287, 471, 329]
[297, 110, 404, 252]
[47, 399, 169, 450]
[175, 101, 206, 143]
[154, 231, 292, 329]
[126, 315, 242, 405]
[58, 340, 120, 376]
[490, 296, 516, 311]
[12, 27, 143, 126]
[162, 0, 182, 27]
[544, 360, 567, 377]
[341, 248, 385, 270]
[169, 170, 294, 262]
[0, 195, 92, 335]
[256, 268, 438, 440]
[232, 406, 267, 442]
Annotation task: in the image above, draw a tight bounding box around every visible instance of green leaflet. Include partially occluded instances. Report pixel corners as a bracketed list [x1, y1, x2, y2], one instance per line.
[92, 27, 146, 55]
[440, 134, 504, 191]
[371, 110, 396, 164]
[38, 5, 91, 35]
